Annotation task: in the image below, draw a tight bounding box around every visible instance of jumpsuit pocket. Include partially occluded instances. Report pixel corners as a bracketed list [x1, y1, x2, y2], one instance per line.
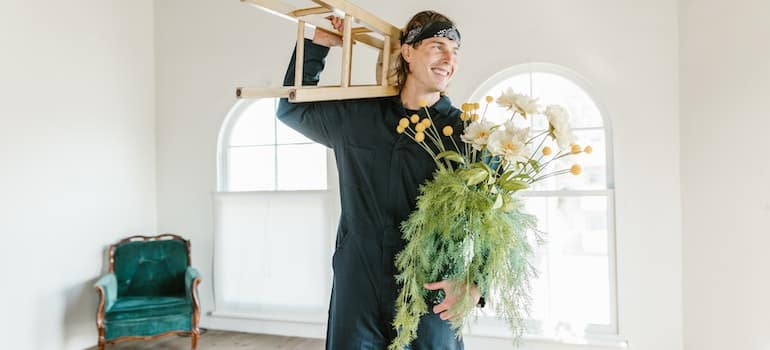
[332, 226, 352, 272]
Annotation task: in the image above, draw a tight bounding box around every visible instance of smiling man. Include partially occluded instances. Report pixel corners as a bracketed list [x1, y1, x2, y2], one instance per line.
[276, 11, 480, 350]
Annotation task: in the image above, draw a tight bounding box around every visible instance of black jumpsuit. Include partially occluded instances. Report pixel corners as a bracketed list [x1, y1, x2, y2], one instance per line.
[277, 39, 465, 350]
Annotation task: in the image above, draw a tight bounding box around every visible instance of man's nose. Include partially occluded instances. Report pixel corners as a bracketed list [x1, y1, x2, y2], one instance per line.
[442, 51, 457, 63]
[440, 50, 454, 63]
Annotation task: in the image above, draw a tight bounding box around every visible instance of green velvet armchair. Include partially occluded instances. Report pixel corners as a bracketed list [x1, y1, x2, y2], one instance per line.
[94, 234, 202, 350]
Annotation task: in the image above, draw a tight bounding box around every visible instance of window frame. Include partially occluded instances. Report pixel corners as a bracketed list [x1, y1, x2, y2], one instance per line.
[212, 99, 340, 323]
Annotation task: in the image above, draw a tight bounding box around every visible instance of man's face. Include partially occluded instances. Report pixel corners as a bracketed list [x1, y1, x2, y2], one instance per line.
[403, 37, 460, 93]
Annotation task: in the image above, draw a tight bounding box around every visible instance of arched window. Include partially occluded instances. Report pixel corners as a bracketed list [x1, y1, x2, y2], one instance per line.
[218, 98, 327, 192]
[212, 98, 338, 322]
[469, 63, 618, 339]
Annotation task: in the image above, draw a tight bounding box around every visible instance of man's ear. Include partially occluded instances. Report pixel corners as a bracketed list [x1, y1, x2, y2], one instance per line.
[401, 44, 412, 63]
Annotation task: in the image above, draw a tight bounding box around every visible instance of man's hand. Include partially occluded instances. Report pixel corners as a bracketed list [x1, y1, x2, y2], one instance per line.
[424, 280, 481, 321]
[312, 16, 344, 47]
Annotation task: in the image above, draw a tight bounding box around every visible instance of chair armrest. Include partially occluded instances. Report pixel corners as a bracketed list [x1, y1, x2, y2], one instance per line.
[94, 273, 117, 313]
[185, 267, 201, 301]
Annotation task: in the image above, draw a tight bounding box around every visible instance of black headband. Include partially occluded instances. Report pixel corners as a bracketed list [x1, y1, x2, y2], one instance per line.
[400, 21, 461, 46]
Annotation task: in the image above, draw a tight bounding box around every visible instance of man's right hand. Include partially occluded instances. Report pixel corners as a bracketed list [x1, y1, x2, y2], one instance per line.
[312, 16, 344, 47]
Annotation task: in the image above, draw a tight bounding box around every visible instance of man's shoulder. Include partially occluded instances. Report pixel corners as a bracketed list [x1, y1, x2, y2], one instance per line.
[337, 95, 399, 111]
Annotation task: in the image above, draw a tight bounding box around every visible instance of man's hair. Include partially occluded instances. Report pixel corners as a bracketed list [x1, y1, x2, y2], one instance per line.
[385, 11, 457, 91]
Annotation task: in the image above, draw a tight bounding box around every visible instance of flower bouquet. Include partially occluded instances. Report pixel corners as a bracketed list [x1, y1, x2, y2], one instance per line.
[389, 88, 591, 350]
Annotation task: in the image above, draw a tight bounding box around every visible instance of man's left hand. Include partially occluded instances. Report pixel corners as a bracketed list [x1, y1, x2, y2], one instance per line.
[424, 280, 481, 321]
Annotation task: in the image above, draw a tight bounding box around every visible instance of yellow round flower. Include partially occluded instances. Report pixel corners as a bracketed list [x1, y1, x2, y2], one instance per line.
[570, 144, 582, 154]
[542, 146, 552, 156]
[584, 145, 593, 154]
[421, 118, 431, 128]
[396, 125, 406, 134]
[415, 123, 426, 132]
[460, 112, 469, 121]
[399, 118, 409, 128]
[410, 114, 420, 123]
[473, 102, 480, 110]
[442, 125, 453, 136]
[415, 132, 425, 142]
[462, 103, 471, 112]
[570, 164, 582, 175]
[485, 95, 494, 103]
[419, 99, 428, 108]
[471, 113, 480, 122]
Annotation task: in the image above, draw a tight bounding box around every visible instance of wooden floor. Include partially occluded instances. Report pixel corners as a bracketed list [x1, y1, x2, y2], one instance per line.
[88, 329, 325, 350]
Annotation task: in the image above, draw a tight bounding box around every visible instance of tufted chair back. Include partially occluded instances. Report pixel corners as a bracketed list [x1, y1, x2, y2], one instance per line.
[111, 235, 190, 297]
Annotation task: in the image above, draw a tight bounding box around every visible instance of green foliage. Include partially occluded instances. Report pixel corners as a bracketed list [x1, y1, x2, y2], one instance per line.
[389, 169, 538, 350]
[436, 150, 466, 165]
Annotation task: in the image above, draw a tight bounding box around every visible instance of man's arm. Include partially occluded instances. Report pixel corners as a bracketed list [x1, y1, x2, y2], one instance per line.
[275, 20, 348, 148]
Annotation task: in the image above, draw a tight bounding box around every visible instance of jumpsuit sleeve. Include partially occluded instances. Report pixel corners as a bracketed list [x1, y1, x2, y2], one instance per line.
[276, 38, 348, 149]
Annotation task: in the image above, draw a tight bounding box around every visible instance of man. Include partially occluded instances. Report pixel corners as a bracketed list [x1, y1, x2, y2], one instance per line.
[277, 11, 481, 349]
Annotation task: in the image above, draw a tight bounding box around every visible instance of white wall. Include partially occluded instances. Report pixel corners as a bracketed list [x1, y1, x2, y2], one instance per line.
[156, 1, 682, 350]
[0, 1, 156, 349]
[680, 1, 770, 350]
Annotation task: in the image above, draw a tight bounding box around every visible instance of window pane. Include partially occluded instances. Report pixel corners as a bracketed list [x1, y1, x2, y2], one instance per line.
[277, 119, 314, 144]
[276, 144, 327, 190]
[215, 193, 330, 309]
[526, 195, 611, 329]
[229, 99, 276, 146]
[227, 146, 275, 191]
[530, 130, 607, 191]
[530, 73, 603, 129]
[475, 74, 531, 126]
[522, 196, 549, 322]
[476, 72, 604, 130]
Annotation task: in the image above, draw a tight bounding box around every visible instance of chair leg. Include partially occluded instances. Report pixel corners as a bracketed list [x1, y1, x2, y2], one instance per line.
[97, 327, 106, 350]
[191, 330, 199, 350]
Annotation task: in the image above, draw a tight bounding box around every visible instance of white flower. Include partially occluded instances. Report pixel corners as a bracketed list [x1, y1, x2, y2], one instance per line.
[461, 120, 495, 151]
[544, 105, 575, 150]
[487, 121, 531, 163]
[545, 105, 569, 128]
[496, 88, 540, 117]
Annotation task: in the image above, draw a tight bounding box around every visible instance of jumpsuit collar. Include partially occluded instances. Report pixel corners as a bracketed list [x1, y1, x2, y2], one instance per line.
[391, 94, 455, 120]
